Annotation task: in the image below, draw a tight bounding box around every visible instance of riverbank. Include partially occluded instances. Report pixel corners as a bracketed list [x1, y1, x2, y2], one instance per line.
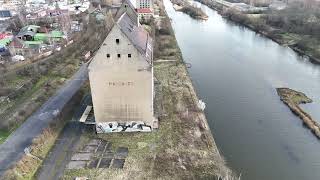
[171, 0, 208, 20]
[194, 0, 320, 64]
[277, 88, 320, 139]
[160, 1, 320, 178]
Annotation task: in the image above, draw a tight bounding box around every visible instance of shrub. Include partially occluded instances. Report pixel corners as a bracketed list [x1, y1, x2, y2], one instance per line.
[158, 28, 171, 35]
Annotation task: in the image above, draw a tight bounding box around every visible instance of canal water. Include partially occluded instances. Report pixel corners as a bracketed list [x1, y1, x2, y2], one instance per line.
[163, 0, 320, 179]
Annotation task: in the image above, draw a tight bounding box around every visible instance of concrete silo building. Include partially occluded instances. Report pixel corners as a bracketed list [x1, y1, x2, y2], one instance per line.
[88, 7, 157, 133]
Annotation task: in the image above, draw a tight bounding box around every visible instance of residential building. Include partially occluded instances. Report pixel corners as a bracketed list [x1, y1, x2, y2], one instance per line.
[114, 0, 154, 20]
[137, 8, 153, 19]
[8, 37, 32, 56]
[135, 0, 154, 19]
[16, 25, 40, 41]
[88, 7, 157, 133]
[7, 0, 22, 6]
[137, 0, 153, 9]
[0, 10, 12, 20]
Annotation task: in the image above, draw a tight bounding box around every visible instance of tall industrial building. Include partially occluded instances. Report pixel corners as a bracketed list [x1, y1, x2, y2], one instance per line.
[88, 3, 157, 133]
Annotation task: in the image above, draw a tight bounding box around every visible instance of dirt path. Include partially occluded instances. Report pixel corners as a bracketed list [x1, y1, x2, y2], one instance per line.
[36, 95, 91, 180]
[36, 122, 84, 180]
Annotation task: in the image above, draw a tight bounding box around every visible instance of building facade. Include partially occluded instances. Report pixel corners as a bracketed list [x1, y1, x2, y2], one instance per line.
[136, 0, 152, 9]
[137, 8, 153, 19]
[88, 11, 157, 133]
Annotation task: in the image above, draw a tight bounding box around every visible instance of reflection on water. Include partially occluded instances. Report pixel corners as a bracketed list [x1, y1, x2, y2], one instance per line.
[163, 0, 320, 179]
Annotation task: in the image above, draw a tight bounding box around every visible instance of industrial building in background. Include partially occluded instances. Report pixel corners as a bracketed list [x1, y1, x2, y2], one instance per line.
[88, 0, 157, 133]
[107, 0, 154, 19]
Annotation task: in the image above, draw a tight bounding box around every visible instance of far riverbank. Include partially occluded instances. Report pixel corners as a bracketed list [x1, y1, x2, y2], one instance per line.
[170, 0, 208, 20]
[194, 0, 320, 64]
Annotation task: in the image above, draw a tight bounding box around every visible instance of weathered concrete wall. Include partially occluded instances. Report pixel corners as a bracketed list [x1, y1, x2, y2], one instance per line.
[88, 25, 156, 130]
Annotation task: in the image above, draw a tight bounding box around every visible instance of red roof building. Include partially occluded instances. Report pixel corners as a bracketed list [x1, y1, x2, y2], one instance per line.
[137, 8, 152, 13]
[0, 33, 11, 40]
[137, 8, 153, 19]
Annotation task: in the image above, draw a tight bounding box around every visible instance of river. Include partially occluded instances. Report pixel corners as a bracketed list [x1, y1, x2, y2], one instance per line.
[163, 0, 320, 179]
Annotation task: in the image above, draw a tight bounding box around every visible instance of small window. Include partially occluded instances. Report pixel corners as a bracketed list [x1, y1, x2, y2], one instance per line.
[117, 54, 121, 58]
[107, 54, 110, 58]
[128, 54, 131, 58]
[116, 39, 120, 44]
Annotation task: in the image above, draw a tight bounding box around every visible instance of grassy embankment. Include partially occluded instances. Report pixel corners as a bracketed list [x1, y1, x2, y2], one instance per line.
[277, 88, 320, 139]
[195, 0, 320, 63]
[2, 85, 88, 180]
[0, 13, 113, 143]
[62, 1, 236, 179]
[171, 0, 208, 20]
[0, 130, 10, 144]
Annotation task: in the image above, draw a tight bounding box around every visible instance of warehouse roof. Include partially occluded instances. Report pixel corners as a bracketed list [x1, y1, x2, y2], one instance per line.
[117, 12, 152, 63]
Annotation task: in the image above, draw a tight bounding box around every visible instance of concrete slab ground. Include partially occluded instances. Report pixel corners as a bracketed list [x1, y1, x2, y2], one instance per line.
[66, 139, 128, 170]
[111, 159, 125, 169]
[103, 152, 114, 159]
[87, 159, 99, 168]
[105, 142, 112, 152]
[67, 161, 87, 169]
[87, 139, 101, 146]
[99, 158, 112, 168]
[96, 141, 107, 152]
[71, 153, 93, 161]
[81, 145, 97, 153]
[115, 147, 128, 159]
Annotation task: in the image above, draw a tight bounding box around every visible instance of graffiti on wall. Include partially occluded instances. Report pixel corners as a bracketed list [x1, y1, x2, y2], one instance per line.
[96, 121, 152, 133]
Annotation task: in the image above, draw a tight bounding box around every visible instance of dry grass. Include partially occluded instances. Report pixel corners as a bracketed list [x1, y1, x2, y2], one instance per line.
[3, 154, 41, 180]
[277, 88, 312, 104]
[3, 127, 60, 180]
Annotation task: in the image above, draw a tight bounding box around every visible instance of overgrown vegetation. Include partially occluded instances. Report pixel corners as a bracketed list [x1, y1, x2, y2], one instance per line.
[265, 5, 320, 38]
[277, 88, 320, 139]
[0, 12, 114, 139]
[196, 0, 320, 61]
[180, 5, 208, 19]
[223, 2, 320, 60]
[263, 4, 320, 58]
[2, 86, 87, 180]
[171, 0, 208, 20]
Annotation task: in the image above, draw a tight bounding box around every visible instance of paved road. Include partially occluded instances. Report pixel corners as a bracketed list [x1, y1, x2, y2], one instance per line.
[0, 64, 88, 176]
